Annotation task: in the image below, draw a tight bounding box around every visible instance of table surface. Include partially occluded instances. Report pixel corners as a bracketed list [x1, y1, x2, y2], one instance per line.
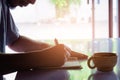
[3, 60, 120, 80]
[2, 38, 120, 80]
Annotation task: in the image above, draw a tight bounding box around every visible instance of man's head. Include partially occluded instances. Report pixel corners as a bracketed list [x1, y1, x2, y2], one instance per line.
[7, 0, 36, 9]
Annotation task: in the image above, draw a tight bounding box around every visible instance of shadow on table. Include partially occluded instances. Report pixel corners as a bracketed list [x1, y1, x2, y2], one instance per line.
[15, 70, 69, 80]
[88, 71, 119, 80]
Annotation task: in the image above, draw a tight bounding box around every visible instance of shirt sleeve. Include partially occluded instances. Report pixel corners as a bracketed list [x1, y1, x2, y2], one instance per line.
[6, 12, 20, 45]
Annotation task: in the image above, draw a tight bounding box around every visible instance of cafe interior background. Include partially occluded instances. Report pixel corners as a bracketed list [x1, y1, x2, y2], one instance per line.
[6, 0, 118, 53]
[4, 0, 120, 79]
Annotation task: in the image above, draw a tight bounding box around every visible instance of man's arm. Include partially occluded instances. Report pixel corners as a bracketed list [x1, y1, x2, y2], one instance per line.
[8, 35, 51, 52]
[0, 44, 67, 74]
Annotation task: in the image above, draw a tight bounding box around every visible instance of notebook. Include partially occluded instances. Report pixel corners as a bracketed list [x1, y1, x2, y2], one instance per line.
[36, 57, 82, 70]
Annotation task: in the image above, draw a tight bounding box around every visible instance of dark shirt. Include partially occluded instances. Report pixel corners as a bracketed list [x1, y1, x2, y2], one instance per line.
[0, 0, 19, 52]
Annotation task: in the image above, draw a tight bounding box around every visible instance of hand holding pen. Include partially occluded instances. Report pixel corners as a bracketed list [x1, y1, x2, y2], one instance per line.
[54, 38, 88, 60]
[54, 38, 71, 58]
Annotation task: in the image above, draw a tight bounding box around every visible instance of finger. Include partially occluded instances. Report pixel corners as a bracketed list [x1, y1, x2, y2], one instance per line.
[71, 51, 88, 60]
[63, 45, 71, 57]
[64, 48, 71, 57]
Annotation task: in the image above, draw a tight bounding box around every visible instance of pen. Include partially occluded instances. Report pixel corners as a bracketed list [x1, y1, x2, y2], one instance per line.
[54, 38, 59, 45]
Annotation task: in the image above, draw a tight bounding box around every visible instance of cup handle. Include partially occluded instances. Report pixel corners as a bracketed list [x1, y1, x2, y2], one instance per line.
[87, 57, 96, 69]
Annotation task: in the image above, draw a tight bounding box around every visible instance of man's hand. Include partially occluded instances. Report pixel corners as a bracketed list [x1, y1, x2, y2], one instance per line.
[62, 44, 88, 60]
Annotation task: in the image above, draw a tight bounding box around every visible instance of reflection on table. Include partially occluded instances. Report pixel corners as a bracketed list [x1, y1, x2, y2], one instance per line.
[15, 70, 69, 80]
[88, 71, 119, 80]
[14, 66, 120, 80]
